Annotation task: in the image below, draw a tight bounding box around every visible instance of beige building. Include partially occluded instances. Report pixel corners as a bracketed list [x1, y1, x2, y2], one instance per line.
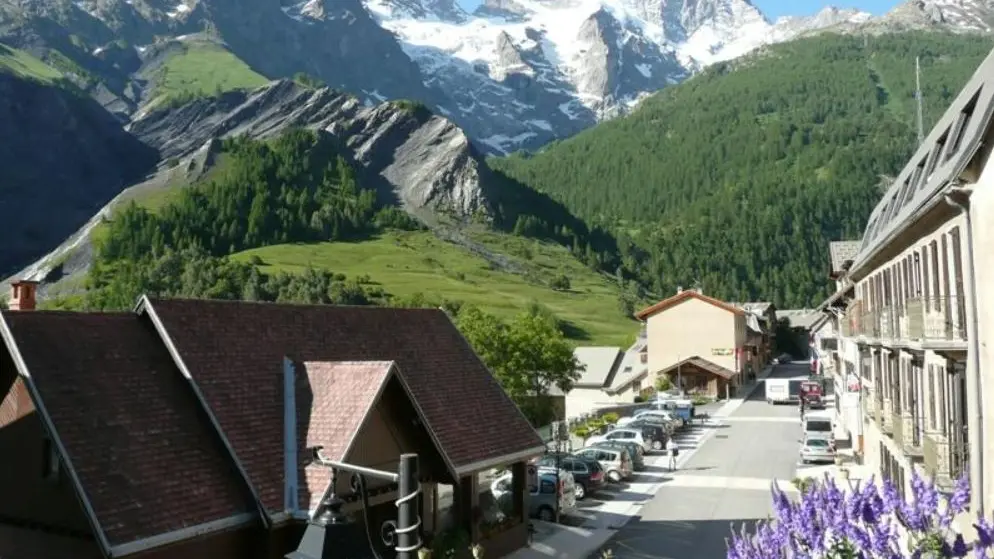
[817, 47, 994, 520]
[565, 342, 648, 419]
[635, 289, 763, 398]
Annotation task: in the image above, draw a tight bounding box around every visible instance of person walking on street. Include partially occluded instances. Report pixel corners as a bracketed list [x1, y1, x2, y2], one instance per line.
[666, 438, 679, 472]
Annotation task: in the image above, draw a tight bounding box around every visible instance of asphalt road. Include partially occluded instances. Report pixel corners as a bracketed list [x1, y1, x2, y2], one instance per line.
[594, 362, 809, 559]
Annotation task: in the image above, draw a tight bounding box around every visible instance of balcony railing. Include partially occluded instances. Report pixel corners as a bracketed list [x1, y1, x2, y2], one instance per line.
[891, 410, 904, 447]
[840, 297, 967, 343]
[904, 298, 924, 339]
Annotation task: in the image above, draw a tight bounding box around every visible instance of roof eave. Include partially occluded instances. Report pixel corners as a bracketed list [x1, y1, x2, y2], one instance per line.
[137, 295, 273, 529]
[0, 311, 114, 557]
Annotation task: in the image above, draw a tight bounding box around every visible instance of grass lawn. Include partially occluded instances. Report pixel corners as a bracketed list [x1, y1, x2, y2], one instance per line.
[0, 43, 63, 82]
[153, 41, 268, 104]
[232, 229, 638, 346]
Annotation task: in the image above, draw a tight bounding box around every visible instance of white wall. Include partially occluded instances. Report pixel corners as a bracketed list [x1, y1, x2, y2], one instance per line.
[971, 155, 994, 513]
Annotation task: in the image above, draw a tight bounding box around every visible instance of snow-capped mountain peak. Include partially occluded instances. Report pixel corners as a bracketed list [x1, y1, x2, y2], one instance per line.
[365, 0, 469, 22]
[360, 0, 866, 153]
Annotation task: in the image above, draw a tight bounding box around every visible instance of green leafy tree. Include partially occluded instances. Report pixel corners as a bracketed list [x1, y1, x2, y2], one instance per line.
[456, 306, 582, 425]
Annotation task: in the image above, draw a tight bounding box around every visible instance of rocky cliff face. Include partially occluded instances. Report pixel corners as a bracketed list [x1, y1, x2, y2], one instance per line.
[364, 0, 875, 153]
[1, 0, 989, 158]
[128, 79, 492, 216]
[0, 71, 158, 277]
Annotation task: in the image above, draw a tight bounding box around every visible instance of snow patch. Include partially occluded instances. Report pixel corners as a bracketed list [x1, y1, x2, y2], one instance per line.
[167, 3, 190, 18]
[527, 119, 553, 131]
[634, 63, 651, 78]
[481, 131, 538, 154]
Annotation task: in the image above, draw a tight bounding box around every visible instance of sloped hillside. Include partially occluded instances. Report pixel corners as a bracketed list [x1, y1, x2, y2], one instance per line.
[492, 32, 993, 307]
[0, 44, 158, 277]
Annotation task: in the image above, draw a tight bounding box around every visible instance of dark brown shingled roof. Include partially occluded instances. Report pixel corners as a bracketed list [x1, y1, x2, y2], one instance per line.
[1, 311, 257, 551]
[143, 298, 544, 515]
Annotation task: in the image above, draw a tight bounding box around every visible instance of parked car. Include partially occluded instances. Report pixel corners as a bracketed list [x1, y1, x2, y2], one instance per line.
[799, 434, 836, 464]
[587, 428, 651, 454]
[588, 440, 646, 471]
[491, 470, 577, 521]
[573, 446, 634, 482]
[802, 410, 834, 438]
[647, 398, 695, 424]
[535, 454, 605, 500]
[623, 421, 669, 451]
[623, 411, 680, 433]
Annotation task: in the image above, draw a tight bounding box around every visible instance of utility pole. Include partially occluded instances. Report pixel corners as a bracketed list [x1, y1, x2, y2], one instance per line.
[915, 56, 925, 146]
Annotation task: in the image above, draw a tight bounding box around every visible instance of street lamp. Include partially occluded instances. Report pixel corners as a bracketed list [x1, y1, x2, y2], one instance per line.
[286, 449, 422, 559]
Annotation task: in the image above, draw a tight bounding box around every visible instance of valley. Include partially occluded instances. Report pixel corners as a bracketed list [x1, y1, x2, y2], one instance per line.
[5, 2, 994, 558]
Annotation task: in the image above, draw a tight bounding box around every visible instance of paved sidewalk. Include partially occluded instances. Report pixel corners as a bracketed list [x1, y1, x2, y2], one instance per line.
[502, 521, 615, 559]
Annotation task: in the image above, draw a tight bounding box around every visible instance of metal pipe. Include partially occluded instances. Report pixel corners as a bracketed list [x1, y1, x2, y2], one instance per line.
[313, 453, 400, 483]
[944, 191, 984, 513]
[394, 454, 421, 558]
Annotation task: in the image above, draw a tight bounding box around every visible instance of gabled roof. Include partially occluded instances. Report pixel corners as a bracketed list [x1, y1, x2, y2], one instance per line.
[572, 347, 622, 387]
[291, 361, 395, 514]
[730, 302, 773, 315]
[605, 350, 648, 394]
[778, 309, 821, 330]
[635, 290, 745, 321]
[829, 241, 860, 275]
[0, 311, 258, 557]
[140, 297, 544, 516]
[656, 357, 737, 380]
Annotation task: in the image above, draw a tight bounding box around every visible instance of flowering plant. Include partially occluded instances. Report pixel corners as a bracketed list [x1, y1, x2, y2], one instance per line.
[726, 471, 994, 558]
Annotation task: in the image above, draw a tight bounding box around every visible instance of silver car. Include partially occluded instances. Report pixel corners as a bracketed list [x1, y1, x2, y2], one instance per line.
[800, 435, 836, 464]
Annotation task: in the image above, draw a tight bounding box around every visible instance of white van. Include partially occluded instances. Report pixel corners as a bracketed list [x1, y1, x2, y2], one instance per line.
[802, 411, 834, 437]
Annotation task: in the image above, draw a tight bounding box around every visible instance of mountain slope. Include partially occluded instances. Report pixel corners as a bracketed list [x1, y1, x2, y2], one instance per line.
[0, 47, 158, 277]
[40, 129, 635, 344]
[366, 0, 874, 152]
[4, 0, 992, 156]
[492, 31, 993, 307]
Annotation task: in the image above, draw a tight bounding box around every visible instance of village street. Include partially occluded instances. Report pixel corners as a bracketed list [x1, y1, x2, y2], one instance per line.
[586, 361, 811, 559]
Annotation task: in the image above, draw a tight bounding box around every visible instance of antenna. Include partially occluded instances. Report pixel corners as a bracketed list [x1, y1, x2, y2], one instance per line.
[915, 56, 925, 146]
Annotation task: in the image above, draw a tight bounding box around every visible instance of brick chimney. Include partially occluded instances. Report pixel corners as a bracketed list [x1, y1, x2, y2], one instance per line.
[8, 280, 38, 311]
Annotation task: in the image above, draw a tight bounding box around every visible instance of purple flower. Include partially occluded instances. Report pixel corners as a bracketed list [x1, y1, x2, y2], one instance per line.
[727, 473, 991, 559]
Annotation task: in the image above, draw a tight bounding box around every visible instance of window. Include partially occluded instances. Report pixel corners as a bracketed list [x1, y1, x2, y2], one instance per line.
[42, 436, 59, 482]
[945, 89, 981, 162]
[930, 240, 940, 311]
[950, 227, 966, 330]
[928, 365, 937, 431]
[913, 253, 922, 297]
[925, 131, 948, 184]
[941, 235, 951, 313]
[939, 366, 948, 436]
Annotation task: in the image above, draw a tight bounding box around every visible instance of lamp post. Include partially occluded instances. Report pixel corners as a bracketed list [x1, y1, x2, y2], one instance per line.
[286, 449, 422, 559]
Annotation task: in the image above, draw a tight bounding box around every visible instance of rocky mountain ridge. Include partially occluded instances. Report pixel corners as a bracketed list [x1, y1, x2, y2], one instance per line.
[1, 74, 511, 285]
[5, 0, 991, 156]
